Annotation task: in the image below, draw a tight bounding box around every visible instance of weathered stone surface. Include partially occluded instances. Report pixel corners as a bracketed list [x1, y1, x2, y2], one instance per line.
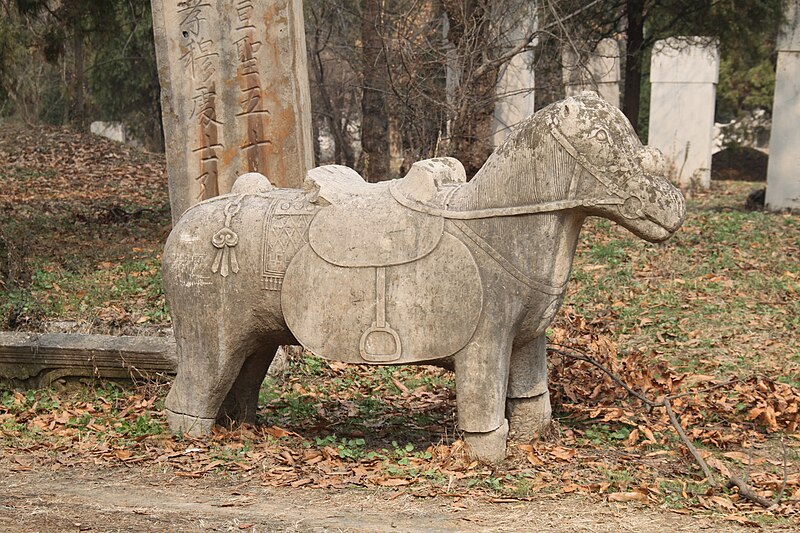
[563, 39, 621, 107]
[648, 37, 719, 189]
[162, 93, 685, 461]
[0, 332, 176, 388]
[464, 419, 509, 463]
[507, 394, 551, 441]
[284, 234, 482, 364]
[766, 0, 800, 211]
[90, 121, 126, 143]
[151, 0, 314, 223]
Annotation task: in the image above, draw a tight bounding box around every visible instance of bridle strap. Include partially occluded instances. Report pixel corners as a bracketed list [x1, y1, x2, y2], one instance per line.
[548, 126, 647, 221]
[450, 220, 568, 295]
[549, 124, 631, 200]
[388, 180, 624, 220]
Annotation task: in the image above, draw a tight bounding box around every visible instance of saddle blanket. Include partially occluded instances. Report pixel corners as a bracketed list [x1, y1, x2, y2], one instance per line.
[281, 233, 483, 364]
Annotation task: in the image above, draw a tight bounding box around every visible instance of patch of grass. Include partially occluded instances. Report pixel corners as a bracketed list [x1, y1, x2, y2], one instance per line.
[599, 467, 635, 489]
[581, 423, 632, 446]
[0, 382, 168, 449]
[568, 191, 800, 379]
[2, 255, 168, 329]
[117, 414, 164, 438]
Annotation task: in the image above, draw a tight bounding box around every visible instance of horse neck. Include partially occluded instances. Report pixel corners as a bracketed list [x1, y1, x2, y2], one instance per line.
[453, 132, 577, 211]
[450, 134, 585, 291]
[454, 212, 585, 294]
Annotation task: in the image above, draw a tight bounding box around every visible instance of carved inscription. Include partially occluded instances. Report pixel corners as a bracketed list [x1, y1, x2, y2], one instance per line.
[152, 0, 313, 223]
[235, 0, 272, 172]
[172, 253, 213, 288]
[179, 0, 223, 201]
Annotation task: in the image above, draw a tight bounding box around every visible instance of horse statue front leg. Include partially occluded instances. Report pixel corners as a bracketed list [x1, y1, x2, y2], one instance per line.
[454, 290, 530, 462]
[454, 337, 512, 463]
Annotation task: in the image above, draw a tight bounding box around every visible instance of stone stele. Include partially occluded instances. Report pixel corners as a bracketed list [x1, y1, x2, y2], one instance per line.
[766, 0, 800, 211]
[648, 37, 719, 189]
[492, 2, 537, 147]
[563, 38, 621, 108]
[162, 93, 686, 463]
[151, 0, 314, 224]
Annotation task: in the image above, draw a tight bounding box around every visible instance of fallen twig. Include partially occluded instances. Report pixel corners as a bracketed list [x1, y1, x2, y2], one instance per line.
[776, 438, 788, 506]
[726, 476, 774, 508]
[549, 344, 781, 509]
[662, 398, 716, 488]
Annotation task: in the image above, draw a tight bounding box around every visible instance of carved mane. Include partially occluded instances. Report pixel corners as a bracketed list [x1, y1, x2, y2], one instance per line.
[451, 105, 579, 213]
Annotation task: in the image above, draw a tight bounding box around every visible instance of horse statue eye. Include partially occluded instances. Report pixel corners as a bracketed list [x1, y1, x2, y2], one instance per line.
[595, 129, 608, 142]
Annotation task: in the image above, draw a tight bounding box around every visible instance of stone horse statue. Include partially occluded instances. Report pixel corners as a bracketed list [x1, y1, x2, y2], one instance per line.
[162, 93, 685, 462]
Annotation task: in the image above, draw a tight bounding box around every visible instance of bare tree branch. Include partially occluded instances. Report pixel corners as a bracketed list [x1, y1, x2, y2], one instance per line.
[548, 343, 787, 509]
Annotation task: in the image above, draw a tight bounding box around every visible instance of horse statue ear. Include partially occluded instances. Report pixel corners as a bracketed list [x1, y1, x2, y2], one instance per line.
[638, 146, 667, 176]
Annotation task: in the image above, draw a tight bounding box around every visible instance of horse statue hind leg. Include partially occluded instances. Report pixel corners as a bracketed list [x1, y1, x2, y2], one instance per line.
[161, 193, 295, 434]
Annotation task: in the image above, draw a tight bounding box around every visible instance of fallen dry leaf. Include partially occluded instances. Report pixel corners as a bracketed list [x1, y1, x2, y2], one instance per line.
[608, 491, 647, 503]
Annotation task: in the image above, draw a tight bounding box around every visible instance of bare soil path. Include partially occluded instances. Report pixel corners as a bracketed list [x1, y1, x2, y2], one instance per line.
[1, 461, 764, 532]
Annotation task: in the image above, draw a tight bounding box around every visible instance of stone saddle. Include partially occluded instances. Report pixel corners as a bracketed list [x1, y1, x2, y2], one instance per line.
[281, 159, 482, 364]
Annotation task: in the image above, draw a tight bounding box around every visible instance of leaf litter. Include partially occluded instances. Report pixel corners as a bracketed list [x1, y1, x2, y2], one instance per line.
[1, 123, 799, 527]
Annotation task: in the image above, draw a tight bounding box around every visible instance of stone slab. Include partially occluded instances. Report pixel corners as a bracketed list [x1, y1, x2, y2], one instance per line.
[492, 4, 537, 147]
[563, 39, 621, 107]
[648, 83, 717, 188]
[90, 121, 126, 143]
[779, 0, 800, 51]
[0, 332, 176, 387]
[151, 0, 314, 223]
[648, 38, 719, 188]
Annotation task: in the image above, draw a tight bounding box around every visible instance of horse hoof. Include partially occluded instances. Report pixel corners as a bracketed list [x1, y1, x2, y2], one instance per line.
[166, 409, 216, 436]
[464, 419, 509, 463]
[507, 393, 552, 442]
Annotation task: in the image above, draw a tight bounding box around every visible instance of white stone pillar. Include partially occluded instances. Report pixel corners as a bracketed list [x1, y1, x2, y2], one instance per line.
[442, 13, 461, 141]
[766, 1, 800, 211]
[492, 2, 537, 147]
[563, 38, 621, 107]
[151, 0, 314, 223]
[648, 37, 719, 189]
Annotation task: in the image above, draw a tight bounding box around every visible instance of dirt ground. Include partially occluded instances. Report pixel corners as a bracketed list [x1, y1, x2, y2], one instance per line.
[1, 460, 776, 533]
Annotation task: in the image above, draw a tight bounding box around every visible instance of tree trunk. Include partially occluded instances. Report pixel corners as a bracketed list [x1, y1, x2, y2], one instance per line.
[624, 0, 645, 134]
[72, 32, 86, 132]
[443, 0, 497, 178]
[152, 85, 165, 153]
[360, 0, 391, 182]
[309, 30, 355, 167]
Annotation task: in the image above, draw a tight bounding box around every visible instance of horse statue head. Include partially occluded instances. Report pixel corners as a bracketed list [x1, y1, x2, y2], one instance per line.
[465, 91, 685, 243]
